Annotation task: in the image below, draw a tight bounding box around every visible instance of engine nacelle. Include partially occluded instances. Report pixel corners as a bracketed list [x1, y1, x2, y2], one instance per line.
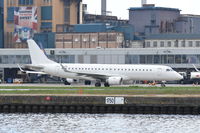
[107, 77, 122, 85]
[190, 72, 200, 79]
[66, 78, 77, 83]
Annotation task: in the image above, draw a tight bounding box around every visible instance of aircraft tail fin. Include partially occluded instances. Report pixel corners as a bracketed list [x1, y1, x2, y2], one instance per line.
[27, 39, 55, 64]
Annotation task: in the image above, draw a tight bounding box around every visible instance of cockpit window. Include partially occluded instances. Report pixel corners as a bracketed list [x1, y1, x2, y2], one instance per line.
[166, 68, 173, 72]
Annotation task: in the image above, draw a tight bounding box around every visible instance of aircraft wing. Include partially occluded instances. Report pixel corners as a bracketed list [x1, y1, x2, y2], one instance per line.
[75, 72, 110, 80]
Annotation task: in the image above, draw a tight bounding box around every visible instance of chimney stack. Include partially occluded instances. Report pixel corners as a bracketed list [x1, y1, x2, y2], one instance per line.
[141, 0, 147, 7]
[101, 0, 106, 15]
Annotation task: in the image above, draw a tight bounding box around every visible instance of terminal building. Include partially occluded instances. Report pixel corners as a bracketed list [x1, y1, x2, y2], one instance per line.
[0, 47, 199, 83]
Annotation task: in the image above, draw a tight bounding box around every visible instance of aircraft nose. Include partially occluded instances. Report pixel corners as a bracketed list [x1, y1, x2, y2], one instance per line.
[176, 73, 183, 80]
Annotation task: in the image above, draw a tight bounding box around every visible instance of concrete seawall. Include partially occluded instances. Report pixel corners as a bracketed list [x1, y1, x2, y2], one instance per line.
[0, 94, 200, 114]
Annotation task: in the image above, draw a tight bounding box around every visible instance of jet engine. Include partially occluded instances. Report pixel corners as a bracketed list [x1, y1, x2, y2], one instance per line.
[190, 72, 200, 79]
[66, 78, 77, 83]
[106, 77, 122, 85]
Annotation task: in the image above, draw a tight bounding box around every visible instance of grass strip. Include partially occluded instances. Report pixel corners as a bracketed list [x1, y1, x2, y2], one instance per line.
[1, 87, 200, 95]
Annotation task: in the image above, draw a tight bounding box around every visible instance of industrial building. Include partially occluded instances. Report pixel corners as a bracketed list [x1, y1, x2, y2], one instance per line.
[129, 4, 200, 36]
[144, 34, 200, 48]
[4, 0, 82, 48]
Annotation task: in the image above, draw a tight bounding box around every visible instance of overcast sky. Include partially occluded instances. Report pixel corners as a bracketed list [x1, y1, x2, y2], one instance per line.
[82, 0, 200, 19]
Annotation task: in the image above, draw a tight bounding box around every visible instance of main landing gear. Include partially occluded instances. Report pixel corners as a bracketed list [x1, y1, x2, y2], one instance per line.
[95, 82, 110, 87]
[104, 82, 110, 87]
[95, 82, 101, 87]
[85, 80, 91, 85]
[64, 81, 71, 85]
[161, 81, 166, 87]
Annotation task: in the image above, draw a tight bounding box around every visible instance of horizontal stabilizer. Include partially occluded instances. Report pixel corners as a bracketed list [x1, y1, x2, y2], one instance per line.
[18, 64, 46, 74]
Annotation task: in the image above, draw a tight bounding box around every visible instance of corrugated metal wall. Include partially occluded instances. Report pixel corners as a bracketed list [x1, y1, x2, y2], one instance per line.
[55, 32, 124, 48]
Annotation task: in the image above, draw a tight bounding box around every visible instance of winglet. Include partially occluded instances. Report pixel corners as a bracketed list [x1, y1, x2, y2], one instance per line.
[192, 64, 199, 72]
[60, 63, 70, 73]
[17, 64, 25, 72]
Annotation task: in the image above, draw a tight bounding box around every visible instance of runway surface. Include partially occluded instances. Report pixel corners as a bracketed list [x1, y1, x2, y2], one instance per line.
[0, 83, 199, 87]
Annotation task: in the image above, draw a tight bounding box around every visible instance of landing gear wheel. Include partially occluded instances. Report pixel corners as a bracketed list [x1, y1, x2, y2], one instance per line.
[64, 81, 71, 85]
[85, 80, 91, 85]
[104, 82, 110, 87]
[95, 82, 101, 87]
[161, 83, 166, 87]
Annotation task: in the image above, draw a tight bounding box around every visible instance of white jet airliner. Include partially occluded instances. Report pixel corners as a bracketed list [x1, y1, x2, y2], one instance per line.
[21, 39, 183, 87]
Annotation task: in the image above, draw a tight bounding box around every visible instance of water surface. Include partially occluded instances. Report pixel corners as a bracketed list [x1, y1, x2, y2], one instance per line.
[0, 114, 199, 133]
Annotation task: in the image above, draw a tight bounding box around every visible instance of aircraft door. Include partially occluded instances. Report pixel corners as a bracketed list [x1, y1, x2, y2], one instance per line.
[55, 65, 60, 75]
[157, 68, 162, 77]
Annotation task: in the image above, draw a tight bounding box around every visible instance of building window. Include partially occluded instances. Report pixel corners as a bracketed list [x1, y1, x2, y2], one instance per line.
[43, 0, 52, 4]
[18, 0, 33, 5]
[64, 1, 70, 6]
[174, 40, 178, 47]
[41, 6, 52, 20]
[7, 7, 14, 22]
[196, 41, 200, 47]
[168, 55, 175, 64]
[125, 55, 139, 64]
[8, 0, 16, 6]
[189, 41, 193, 47]
[160, 41, 164, 47]
[153, 41, 157, 47]
[154, 55, 160, 64]
[181, 41, 185, 47]
[64, 7, 70, 23]
[167, 41, 171, 47]
[175, 55, 181, 64]
[146, 42, 150, 47]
